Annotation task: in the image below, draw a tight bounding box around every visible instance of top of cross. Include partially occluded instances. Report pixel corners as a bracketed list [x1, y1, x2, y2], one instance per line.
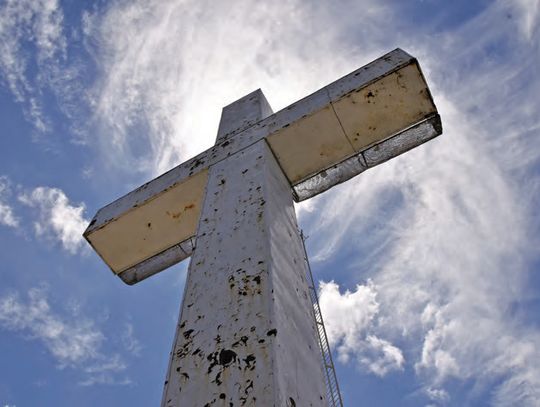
[83, 48, 442, 285]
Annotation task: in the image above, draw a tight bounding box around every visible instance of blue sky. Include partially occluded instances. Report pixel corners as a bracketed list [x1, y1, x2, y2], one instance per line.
[0, 0, 539, 406]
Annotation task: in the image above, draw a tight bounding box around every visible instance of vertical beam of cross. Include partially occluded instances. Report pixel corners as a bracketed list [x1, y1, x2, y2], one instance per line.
[161, 91, 327, 406]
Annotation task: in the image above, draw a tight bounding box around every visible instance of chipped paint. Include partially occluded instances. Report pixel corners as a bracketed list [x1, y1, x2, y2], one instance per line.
[83, 48, 441, 282]
[161, 140, 326, 406]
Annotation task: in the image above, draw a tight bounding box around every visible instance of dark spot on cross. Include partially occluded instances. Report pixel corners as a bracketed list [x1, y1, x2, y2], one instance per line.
[266, 328, 277, 337]
[244, 354, 256, 370]
[218, 349, 237, 366]
[244, 379, 254, 394]
[207, 352, 218, 374]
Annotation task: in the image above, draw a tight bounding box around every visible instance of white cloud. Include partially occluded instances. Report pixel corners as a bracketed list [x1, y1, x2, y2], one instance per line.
[318, 280, 404, 376]
[19, 187, 88, 254]
[425, 387, 450, 405]
[319, 280, 379, 359]
[0, 176, 19, 228]
[0, 287, 133, 386]
[316, 92, 540, 404]
[362, 335, 405, 377]
[121, 323, 143, 357]
[83, 0, 390, 177]
[0, 287, 102, 366]
[307, 0, 540, 404]
[0, 0, 66, 132]
[512, 0, 540, 41]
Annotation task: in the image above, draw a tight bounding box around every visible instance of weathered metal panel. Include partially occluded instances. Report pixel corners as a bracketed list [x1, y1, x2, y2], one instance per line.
[84, 48, 441, 282]
[363, 113, 442, 167]
[331, 63, 437, 152]
[293, 153, 367, 202]
[117, 237, 194, 285]
[86, 169, 208, 274]
[266, 103, 355, 184]
[292, 114, 441, 201]
[325, 48, 413, 101]
[216, 89, 273, 143]
[161, 140, 326, 406]
[84, 48, 417, 239]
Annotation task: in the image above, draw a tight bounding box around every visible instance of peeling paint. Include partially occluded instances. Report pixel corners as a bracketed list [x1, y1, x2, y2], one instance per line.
[161, 140, 326, 406]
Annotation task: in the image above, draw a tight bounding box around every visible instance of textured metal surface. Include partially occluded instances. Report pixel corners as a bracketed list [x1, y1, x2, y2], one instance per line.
[216, 89, 273, 144]
[266, 102, 356, 184]
[83, 48, 419, 238]
[331, 63, 436, 152]
[293, 114, 442, 201]
[363, 113, 441, 167]
[293, 153, 367, 201]
[161, 141, 326, 406]
[118, 237, 194, 285]
[86, 169, 207, 274]
[84, 47, 441, 284]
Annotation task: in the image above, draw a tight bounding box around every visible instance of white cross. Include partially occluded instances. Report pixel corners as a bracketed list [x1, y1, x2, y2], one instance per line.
[84, 48, 441, 406]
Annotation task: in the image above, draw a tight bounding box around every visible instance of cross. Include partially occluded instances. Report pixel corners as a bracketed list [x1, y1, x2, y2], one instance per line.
[84, 48, 441, 406]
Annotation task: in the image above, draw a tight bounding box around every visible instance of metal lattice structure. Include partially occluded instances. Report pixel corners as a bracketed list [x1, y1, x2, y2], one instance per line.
[300, 231, 344, 407]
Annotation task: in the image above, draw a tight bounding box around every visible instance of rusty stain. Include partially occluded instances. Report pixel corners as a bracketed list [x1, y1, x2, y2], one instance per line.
[166, 210, 182, 219]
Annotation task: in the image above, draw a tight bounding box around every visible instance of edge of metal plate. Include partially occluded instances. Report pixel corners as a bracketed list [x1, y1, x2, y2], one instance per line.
[292, 113, 442, 202]
[117, 237, 195, 285]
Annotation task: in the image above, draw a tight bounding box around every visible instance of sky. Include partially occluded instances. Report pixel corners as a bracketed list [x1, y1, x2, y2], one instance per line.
[0, 0, 539, 406]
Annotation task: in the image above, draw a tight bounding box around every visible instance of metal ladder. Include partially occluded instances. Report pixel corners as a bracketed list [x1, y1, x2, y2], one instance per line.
[300, 230, 344, 407]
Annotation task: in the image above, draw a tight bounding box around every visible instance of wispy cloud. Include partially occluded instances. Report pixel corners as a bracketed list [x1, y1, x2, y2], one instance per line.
[0, 287, 102, 366]
[0, 176, 19, 229]
[0, 0, 66, 132]
[82, 0, 390, 177]
[0, 287, 131, 385]
[121, 322, 143, 357]
[305, 0, 540, 405]
[18, 187, 88, 254]
[512, 0, 540, 41]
